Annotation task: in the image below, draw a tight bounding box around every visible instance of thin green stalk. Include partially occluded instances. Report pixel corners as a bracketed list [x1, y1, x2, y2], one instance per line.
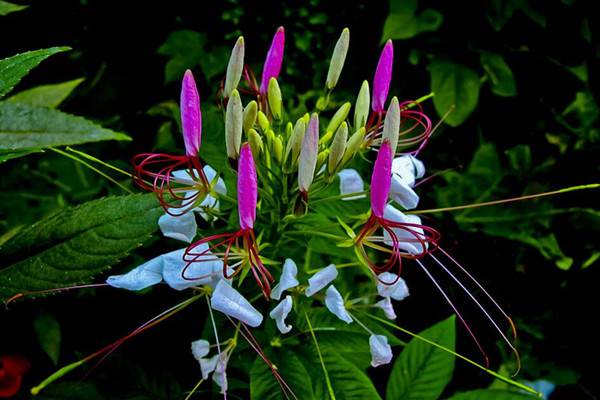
[311, 191, 368, 204]
[66, 146, 133, 178]
[304, 311, 336, 400]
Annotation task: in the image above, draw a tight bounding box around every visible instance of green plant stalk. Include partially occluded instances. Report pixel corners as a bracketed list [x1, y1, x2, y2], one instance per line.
[304, 311, 337, 400]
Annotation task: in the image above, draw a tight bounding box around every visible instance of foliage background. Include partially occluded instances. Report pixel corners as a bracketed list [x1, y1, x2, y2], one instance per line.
[1, 0, 599, 399]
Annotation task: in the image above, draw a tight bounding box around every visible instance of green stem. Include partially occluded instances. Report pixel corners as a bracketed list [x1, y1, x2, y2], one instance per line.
[311, 191, 368, 204]
[304, 311, 337, 400]
[66, 146, 133, 178]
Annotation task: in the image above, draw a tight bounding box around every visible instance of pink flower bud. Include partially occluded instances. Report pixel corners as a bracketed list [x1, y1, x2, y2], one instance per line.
[238, 143, 258, 229]
[180, 70, 202, 156]
[372, 40, 393, 113]
[370, 140, 393, 218]
[260, 26, 285, 95]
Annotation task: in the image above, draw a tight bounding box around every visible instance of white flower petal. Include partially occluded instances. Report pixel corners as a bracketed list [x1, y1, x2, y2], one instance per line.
[199, 354, 219, 380]
[270, 258, 300, 300]
[377, 272, 409, 301]
[213, 353, 229, 394]
[158, 211, 197, 243]
[305, 264, 338, 297]
[369, 334, 393, 367]
[162, 246, 225, 291]
[269, 295, 293, 334]
[203, 165, 227, 196]
[391, 156, 416, 187]
[324, 285, 353, 324]
[390, 178, 420, 210]
[338, 169, 366, 200]
[195, 194, 219, 221]
[171, 169, 196, 185]
[374, 297, 397, 320]
[211, 280, 263, 327]
[106, 254, 163, 291]
[382, 204, 428, 255]
[409, 155, 425, 179]
[191, 339, 210, 360]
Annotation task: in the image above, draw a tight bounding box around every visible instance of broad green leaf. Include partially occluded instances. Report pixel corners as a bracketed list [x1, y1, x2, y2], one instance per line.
[447, 389, 536, 400]
[0, 102, 130, 152]
[250, 347, 314, 400]
[322, 349, 381, 399]
[480, 52, 517, 97]
[33, 312, 61, 365]
[0, 47, 70, 98]
[429, 60, 480, 127]
[386, 316, 456, 400]
[7, 78, 84, 108]
[0, 147, 41, 163]
[0, 0, 27, 15]
[382, 0, 443, 41]
[0, 194, 162, 301]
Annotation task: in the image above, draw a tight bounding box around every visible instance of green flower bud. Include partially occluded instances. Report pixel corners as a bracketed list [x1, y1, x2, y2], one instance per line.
[225, 89, 243, 160]
[268, 77, 283, 120]
[317, 149, 329, 172]
[243, 100, 258, 135]
[382, 96, 400, 153]
[266, 128, 275, 148]
[354, 80, 370, 128]
[341, 127, 365, 166]
[326, 102, 351, 135]
[328, 121, 348, 174]
[326, 28, 350, 90]
[257, 110, 269, 132]
[248, 128, 263, 159]
[224, 36, 245, 98]
[285, 121, 293, 139]
[284, 117, 306, 171]
[273, 135, 284, 164]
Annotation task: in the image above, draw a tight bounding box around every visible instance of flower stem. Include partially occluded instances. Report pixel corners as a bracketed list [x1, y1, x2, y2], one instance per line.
[304, 311, 337, 400]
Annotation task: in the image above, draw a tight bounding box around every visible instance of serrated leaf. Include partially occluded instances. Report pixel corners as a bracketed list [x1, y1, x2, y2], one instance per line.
[447, 389, 536, 400]
[0, 102, 131, 151]
[386, 316, 456, 400]
[250, 347, 314, 400]
[480, 52, 517, 97]
[430, 60, 480, 127]
[7, 78, 84, 108]
[33, 312, 61, 365]
[0, 194, 162, 301]
[0, 0, 27, 15]
[0, 47, 70, 98]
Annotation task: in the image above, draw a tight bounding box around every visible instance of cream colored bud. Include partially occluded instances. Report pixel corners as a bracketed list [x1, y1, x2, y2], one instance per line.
[341, 127, 365, 165]
[243, 100, 258, 135]
[248, 128, 263, 159]
[328, 122, 348, 174]
[382, 96, 400, 153]
[326, 28, 350, 90]
[225, 89, 243, 159]
[298, 113, 319, 192]
[326, 102, 351, 135]
[354, 80, 370, 128]
[284, 117, 306, 171]
[224, 36, 245, 98]
[267, 78, 283, 120]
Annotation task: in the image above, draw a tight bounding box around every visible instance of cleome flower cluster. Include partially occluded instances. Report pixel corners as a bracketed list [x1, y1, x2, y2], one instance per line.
[104, 26, 518, 395]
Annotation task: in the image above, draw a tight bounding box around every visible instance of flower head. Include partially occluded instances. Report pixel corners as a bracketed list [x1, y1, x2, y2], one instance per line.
[372, 40, 393, 113]
[260, 26, 285, 95]
[181, 70, 202, 156]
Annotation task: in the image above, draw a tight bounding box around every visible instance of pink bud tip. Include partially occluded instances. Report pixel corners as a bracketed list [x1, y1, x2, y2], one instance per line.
[372, 40, 393, 113]
[181, 70, 202, 156]
[370, 140, 393, 218]
[238, 143, 258, 229]
[260, 26, 285, 95]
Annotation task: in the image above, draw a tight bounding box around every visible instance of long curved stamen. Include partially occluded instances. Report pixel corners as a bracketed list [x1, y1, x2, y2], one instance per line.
[429, 252, 521, 375]
[415, 259, 490, 368]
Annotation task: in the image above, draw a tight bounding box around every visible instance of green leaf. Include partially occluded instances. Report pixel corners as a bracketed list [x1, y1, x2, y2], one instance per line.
[382, 0, 442, 40]
[6, 78, 84, 108]
[0, 147, 41, 163]
[0, 0, 27, 16]
[386, 316, 456, 400]
[430, 60, 480, 127]
[250, 347, 314, 400]
[447, 389, 536, 400]
[480, 52, 517, 97]
[0, 194, 162, 301]
[33, 312, 61, 365]
[36, 382, 105, 400]
[321, 349, 382, 399]
[0, 47, 70, 98]
[0, 102, 131, 152]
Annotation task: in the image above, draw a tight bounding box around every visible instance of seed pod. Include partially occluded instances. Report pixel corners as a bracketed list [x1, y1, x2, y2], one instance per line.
[354, 80, 370, 129]
[243, 100, 258, 135]
[328, 121, 348, 174]
[341, 127, 365, 166]
[298, 113, 319, 193]
[257, 110, 269, 132]
[382, 96, 400, 154]
[326, 28, 350, 90]
[267, 78, 283, 120]
[224, 36, 245, 98]
[248, 128, 263, 159]
[273, 135, 284, 164]
[225, 89, 243, 160]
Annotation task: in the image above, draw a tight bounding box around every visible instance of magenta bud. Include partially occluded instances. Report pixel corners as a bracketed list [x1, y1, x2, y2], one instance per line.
[238, 143, 258, 230]
[180, 70, 202, 156]
[260, 26, 285, 95]
[372, 40, 394, 113]
[370, 140, 393, 218]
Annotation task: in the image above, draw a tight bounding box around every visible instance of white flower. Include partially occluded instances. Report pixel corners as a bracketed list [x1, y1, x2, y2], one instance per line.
[158, 165, 227, 243]
[324, 285, 353, 324]
[191, 339, 210, 360]
[213, 352, 229, 394]
[369, 334, 393, 367]
[338, 169, 366, 200]
[374, 297, 397, 320]
[270, 258, 299, 300]
[389, 155, 425, 210]
[106, 253, 163, 291]
[161, 245, 226, 291]
[211, 280, 263, 327]
[376, 272, 409, 301]
[269, 295, 293, 334]
[382, 204, 428, 255]
[305, 264, 338, 297]
[199, 354, 219, 380]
